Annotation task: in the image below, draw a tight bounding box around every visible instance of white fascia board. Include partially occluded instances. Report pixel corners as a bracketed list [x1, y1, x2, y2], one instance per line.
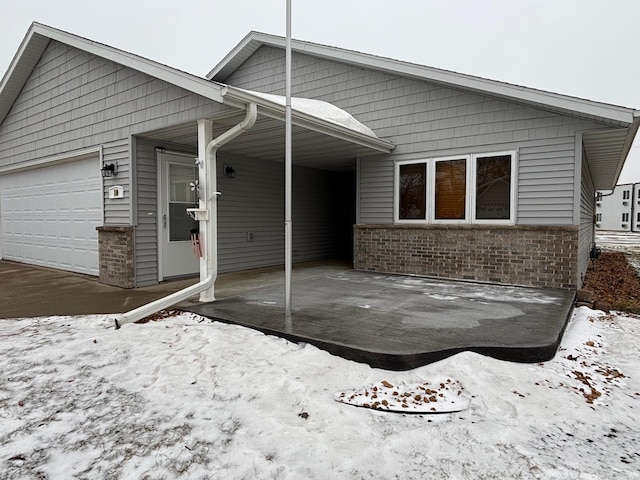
[205, 32, 263, 80]
[0, 22, 224, 128]
[214, 32, 637, 125]
[221, 86, 394, 153]
[0, 28, 50, 125]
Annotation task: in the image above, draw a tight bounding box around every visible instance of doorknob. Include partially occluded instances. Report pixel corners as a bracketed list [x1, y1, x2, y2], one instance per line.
[163, 214, 167, 228]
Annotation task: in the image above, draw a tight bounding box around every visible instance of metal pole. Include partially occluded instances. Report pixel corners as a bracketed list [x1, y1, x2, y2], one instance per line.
[285, 0, 293, 321]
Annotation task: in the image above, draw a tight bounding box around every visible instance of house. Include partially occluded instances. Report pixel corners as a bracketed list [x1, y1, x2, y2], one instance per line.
[595, 183, 640, 231]
[0, 23, 638, 293]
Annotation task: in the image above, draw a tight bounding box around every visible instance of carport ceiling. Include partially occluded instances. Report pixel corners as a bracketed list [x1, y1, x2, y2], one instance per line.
[140, 113, 384, 172]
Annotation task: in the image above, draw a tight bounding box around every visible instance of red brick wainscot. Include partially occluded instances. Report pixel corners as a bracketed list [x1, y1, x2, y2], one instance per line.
[354, 224, 578, 289]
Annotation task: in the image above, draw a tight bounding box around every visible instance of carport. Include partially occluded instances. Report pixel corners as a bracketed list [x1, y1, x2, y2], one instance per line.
[115, 86, 394, 326]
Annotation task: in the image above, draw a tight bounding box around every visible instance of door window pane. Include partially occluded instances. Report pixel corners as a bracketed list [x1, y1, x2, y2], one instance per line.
[169, 203, 197, 241]
[168, 163, 198, 242]
[399, 163, 426, 219]
[435, 159, 466, 220]
[475, 154, 511, 220]
[169, 164, 197, 202]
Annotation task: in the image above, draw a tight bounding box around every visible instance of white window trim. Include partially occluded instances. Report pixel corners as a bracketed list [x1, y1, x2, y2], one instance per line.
[394, 150, 517, 225]
[395, 159, 430, 223]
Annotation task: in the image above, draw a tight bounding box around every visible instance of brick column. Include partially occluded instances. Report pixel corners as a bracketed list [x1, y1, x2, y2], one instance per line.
[96, 226, 135, 288]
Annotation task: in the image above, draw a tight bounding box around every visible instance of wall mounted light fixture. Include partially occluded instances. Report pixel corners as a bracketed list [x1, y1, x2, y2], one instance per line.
[224, 164, 236, 178]
[101, 161, 118, 177]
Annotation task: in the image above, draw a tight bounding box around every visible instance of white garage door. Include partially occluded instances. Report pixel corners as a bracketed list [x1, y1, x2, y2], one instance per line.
[0, 157, 102, 276]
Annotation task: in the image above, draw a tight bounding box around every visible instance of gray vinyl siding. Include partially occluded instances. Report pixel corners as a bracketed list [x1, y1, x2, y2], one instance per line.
[0, 39, 230, 222]
[226, 46, 611, 226]
[358, 156, 394, 223]
[517, 137, 577, 224]
[102, 139, 130, 224]
[217, 153, 351, 272]
[578, 149, 596, 287]
[217, 153, 284, 271]
[134, 138, 162, 286]
[131, 141, 351, 283]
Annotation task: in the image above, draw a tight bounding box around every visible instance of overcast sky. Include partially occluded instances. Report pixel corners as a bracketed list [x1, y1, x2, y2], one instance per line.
[1, 0, 639, 184]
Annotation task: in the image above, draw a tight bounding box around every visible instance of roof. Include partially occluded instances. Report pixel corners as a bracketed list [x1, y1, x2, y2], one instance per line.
[0, 23, 392, 157]
[209, 32, 640, 190]
[209, 31, 638, 126]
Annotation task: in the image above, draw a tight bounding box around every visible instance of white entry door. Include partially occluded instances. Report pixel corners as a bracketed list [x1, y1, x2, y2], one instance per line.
[158, 152, 199, 280]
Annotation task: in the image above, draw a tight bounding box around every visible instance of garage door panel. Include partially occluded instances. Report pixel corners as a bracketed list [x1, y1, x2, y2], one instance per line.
[0, 157, 102, 276]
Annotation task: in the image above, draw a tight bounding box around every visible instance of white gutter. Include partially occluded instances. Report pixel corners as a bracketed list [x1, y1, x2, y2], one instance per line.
[114, 103, 258, 329]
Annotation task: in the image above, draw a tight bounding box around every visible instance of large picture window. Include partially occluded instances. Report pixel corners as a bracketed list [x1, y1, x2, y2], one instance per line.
[395, 151, 516, 224]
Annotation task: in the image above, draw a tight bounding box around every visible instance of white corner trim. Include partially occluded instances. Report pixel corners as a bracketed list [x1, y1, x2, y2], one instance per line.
[573, 133, 583, 227]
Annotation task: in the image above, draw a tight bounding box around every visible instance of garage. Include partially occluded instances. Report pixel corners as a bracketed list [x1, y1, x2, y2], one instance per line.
[0, 157, 102, 276]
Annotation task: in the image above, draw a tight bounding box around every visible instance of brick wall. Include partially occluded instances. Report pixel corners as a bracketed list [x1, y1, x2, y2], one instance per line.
[354, 225, 579, 289]
[96, 226, 135, 288]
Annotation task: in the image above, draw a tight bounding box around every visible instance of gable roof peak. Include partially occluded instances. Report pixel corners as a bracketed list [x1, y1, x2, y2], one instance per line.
[0, 22, 226, 126]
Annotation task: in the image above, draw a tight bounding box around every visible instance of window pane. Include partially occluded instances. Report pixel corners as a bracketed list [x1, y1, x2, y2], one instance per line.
[435, 159, 466, 220]
[399, 163, 426, 219]
[168, 163, 198, 241]
[475, 155, 511, 220]
[169, 203, 198, 241]
[169, 164, 197, 203]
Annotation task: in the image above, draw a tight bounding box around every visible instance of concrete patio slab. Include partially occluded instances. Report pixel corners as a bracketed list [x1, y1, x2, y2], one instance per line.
[1, 259, 574, 370]
[182, 264, 575, 370]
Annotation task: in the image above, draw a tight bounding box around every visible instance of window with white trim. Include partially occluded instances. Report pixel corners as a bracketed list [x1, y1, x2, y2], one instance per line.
[395, 151, 516, 224]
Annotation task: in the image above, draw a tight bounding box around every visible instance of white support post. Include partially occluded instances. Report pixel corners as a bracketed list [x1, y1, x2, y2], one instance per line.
[285, 0, 293, 321]
[198, 119, 216, 302]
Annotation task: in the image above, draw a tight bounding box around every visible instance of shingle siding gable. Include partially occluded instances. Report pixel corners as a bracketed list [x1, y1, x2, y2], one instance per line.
[0, 40, 229, 169]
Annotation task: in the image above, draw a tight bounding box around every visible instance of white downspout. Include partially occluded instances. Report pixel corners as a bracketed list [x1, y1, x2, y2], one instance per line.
[114, 103, 258, 329]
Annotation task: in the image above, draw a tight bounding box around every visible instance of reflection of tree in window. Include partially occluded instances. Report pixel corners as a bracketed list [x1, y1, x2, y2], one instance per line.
[476, 155, 511, 220]
[399, 163, 426, 219]
[435, 159, 466, 220]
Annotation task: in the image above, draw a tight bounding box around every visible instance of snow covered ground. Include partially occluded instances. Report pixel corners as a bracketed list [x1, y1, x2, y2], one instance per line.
[596, 231, 640, 250]
[1, 308, 639, 479]
[596, 231, 640, 274]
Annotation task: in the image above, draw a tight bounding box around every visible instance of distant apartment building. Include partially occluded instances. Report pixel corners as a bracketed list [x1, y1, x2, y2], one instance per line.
[595, 183, 640, 231]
